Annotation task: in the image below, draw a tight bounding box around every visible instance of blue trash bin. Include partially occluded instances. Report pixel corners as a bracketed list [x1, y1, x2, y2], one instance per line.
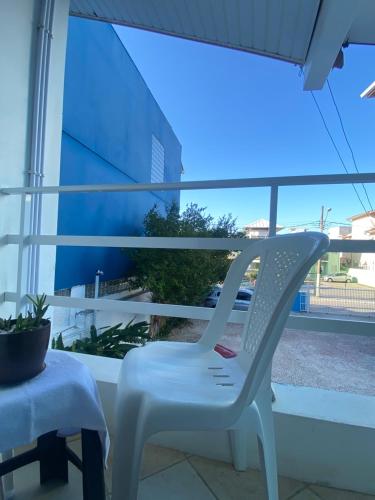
[292, 291, 309, 312]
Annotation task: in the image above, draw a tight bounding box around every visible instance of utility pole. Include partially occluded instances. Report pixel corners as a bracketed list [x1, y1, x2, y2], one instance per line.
[315, 206, 331, 297]
[93, 269, 104, 327]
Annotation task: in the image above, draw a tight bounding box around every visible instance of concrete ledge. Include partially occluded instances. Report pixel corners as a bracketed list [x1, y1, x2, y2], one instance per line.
[273, 382, 375, 429]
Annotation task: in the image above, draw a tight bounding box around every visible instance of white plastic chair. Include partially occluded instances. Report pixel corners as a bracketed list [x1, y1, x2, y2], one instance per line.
[112, 232, 329, 500]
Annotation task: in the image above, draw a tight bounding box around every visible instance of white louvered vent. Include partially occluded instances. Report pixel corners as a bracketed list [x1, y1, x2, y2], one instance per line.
[151, 135, 165, 183]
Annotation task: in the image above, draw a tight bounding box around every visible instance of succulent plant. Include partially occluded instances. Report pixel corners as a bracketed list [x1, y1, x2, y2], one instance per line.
[0, 295, 49, 333]
[0, 316, 13, 332]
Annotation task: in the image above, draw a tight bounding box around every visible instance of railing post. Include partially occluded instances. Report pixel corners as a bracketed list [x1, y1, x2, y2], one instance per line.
[268, 186, 278, 237]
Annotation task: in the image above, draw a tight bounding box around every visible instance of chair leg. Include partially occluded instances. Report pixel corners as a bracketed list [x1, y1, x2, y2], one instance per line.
[228, 428, 248, 471]
[257, 434, 278, 500]
[111, 395, 148, 500]
[255, 397, 279, 500]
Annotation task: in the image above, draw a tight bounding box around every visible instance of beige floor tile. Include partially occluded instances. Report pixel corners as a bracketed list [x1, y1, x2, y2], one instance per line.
[12, 441, 35, 455]
[189, 455, 304, 500]
[310, 484, 375, 500]
[139, 460, 215, 500]
[66, 432, 81, 444]
[68, 438, 82, 458]
[290, 488, 321, 499]
[104, 441, 187, 493]
[10, 459, 84, 499]
[141, 443, 187, 479]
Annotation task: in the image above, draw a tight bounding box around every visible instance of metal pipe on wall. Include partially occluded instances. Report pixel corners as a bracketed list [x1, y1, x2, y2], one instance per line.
[26, 0, 55, 297]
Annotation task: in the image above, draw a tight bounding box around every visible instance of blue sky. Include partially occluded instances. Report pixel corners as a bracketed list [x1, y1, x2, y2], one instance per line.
[115, 26, 375, 233]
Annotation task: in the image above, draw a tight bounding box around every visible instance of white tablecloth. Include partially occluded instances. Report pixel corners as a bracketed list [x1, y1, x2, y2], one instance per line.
[0, 350, 109, 461]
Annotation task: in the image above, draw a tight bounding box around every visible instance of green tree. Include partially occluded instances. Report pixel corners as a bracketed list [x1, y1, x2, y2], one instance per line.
[126, 202, 243, 336]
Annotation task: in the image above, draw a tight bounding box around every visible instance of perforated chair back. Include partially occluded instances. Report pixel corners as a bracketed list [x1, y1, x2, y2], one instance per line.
[199, 232, 329, 408]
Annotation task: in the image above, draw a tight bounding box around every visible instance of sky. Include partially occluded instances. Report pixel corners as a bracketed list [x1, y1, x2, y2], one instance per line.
[115, 26, 375, 233]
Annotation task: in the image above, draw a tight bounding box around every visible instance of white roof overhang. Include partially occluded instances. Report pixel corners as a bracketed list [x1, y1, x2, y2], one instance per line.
[360, 81, 375, 99]
[69, 0, 375, 90]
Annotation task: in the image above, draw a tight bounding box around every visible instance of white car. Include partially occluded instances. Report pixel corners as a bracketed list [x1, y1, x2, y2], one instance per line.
[204, 286, 254, 310]
[323, 272, 352, 283]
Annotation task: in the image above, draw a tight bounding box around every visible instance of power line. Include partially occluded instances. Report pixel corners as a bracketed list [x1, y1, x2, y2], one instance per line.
[283, 219, 351, 231]
[326, 79, 373, 211]
[310, 90, 371, 215]
[326, 220, 351, 226]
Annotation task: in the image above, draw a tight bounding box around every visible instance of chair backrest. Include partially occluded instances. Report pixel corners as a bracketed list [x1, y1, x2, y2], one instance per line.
[200, 232, 329, 407]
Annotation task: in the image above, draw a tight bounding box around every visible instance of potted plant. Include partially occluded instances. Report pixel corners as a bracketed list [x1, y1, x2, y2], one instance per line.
[0, 295, 50, 384]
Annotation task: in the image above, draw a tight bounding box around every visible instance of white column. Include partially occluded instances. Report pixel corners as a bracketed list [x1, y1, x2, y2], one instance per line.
[0, 0, 70, 316]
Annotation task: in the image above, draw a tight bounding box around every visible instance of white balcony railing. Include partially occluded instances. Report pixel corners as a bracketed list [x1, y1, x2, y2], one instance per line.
[1, 172, 375, 338]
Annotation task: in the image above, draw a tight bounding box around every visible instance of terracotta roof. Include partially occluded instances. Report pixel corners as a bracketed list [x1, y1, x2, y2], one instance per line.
[348, 210, 375, 222]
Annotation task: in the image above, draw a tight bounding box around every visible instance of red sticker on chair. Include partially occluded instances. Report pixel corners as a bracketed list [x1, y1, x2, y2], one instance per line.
[214, 344, 237, 358]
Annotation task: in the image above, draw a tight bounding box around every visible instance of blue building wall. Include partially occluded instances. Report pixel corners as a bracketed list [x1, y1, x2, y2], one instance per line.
[55, 17, 182, 290]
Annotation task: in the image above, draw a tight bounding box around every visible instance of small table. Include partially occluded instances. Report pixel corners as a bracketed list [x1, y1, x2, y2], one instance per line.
[0, 351, 109, 499]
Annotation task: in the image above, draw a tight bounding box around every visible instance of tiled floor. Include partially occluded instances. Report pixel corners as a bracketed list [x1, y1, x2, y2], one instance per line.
[4, 439, 375, 499]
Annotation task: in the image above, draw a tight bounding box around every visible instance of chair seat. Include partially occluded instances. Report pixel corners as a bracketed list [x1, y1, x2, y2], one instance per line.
[120, 346, 246, 407]
[143, 340, 211, 358]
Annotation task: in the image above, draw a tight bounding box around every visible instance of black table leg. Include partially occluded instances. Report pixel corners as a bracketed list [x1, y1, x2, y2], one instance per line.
[1, 430, 105, 499]
[81, 429, 105, 500]
[38, 431, 68, 484]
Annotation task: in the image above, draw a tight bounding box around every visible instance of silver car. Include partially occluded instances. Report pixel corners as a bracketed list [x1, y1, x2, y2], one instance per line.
[323, 272, 352, 283]
[204, 286, 254, 310]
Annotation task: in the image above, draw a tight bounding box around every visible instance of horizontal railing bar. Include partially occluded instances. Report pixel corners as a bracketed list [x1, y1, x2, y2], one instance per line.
[4, 235, 375, 253]
[1, 173, 375, 195]
[4, 293, 375, 335]
[287, 315, 375, 337]
[4, 293, 246, 323]
[328, 239, 375, 252]
[6, 235, 253, 250]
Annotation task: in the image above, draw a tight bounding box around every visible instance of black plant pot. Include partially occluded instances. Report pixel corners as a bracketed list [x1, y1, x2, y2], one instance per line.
[0, 320, 51, 385]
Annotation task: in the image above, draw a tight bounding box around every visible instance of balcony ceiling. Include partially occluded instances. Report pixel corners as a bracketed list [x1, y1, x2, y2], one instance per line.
[70, 0, 375, 90]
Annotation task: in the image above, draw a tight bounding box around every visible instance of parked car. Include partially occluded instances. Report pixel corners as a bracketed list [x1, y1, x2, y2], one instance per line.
[204, 286, 254, 310]
[323, 272, 353, 283]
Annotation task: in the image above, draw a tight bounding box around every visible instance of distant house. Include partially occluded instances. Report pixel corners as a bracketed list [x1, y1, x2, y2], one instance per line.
[349, 210, 375, 240]
[328, 226, 351, 240]
[55, 18, 182, 291]
[243, 218, 283, 239]
[348, 210, 375, 271]
[328, 226, 359, 269]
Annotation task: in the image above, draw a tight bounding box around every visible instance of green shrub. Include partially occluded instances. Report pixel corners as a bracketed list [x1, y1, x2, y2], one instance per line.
[125, 202, 244, 336]
[52, 319, 150, 359]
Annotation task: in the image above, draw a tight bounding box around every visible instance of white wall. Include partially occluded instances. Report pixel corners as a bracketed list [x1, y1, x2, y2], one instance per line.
[0, 1, 36, 316]
[0, 0, 69, 315]
[349, 268, 375, 287]
[52, 289, 151, 341]
[351, 216, 375, 240]
[328, 226, 351, 239]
